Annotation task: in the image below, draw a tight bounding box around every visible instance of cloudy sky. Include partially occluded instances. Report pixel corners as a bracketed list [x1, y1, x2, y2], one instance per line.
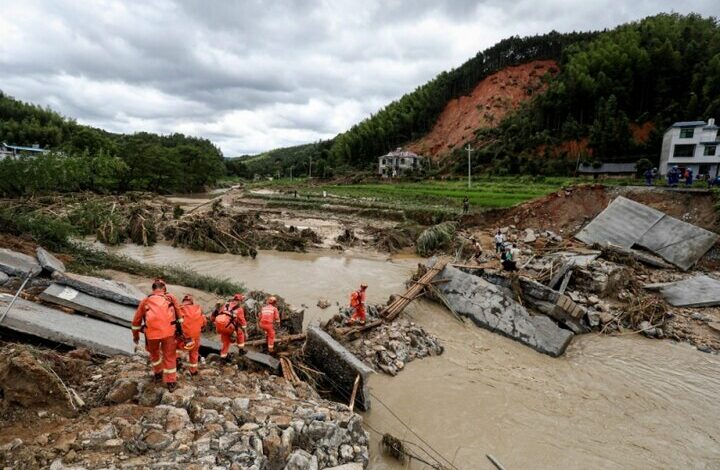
[1, 1, 718, 156]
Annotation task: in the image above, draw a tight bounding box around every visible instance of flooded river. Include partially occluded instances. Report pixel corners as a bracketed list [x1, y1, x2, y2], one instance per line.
[109, 244, 720, 469]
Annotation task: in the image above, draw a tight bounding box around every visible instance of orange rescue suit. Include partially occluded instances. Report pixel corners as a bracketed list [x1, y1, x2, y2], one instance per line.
[350, 289, 367, 323]
[213, 301, 247, 357]
[259, 304, 280, 351]
[131, 290, 182, 383]
[178, 303, 206, 373]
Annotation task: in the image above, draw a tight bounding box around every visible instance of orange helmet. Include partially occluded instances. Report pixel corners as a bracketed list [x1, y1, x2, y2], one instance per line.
[182, 294, 194, 304]
[267, 296, 277, 305]
[232, 293, 245, 301]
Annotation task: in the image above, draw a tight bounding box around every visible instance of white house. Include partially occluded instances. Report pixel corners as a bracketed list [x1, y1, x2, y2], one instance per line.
[378, 148, 424, 178]
[659, 119, 720, 177]
[0, 142, 50, 159]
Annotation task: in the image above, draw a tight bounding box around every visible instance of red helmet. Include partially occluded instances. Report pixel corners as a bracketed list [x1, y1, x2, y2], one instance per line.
[232, 293, 245, 301]
[267, 296, 277, 305]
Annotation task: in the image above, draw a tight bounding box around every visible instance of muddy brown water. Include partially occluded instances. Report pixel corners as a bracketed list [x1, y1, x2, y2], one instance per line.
[108, 244, 720, 469]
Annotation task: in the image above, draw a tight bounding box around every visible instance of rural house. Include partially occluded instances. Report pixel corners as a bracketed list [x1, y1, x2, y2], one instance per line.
[378, 148, 424, 178]
[578, 162, 637, 179]
[0, 142, 49, 159]
[659, 119, 720, 178]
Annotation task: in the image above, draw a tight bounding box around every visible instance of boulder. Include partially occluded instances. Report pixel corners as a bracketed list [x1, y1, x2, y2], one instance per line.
[36, 247, 65, 274]
[105, 378, 138, 404]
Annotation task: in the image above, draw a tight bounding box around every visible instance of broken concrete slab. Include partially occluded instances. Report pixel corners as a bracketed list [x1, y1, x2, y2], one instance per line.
[575, 196, 718, 270]
[0, 293, 135, 356]
[645, 275, 720, 307]
[435, 265, 574, 357]
[305, 325, 373, 411]
[243, 350, 280, 372]
[39, 283, 136, 327]
[52, 271, 145, 306]
[0, 272, 8, 286]
[575, 196, 664, 248]
[0, 248, 42, 278]
[636, 216, 719, 271]
[36, 247, 65, 274]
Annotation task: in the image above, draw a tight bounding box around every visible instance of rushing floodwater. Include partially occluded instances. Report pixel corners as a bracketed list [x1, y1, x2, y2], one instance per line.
[109, 243, 720, 469]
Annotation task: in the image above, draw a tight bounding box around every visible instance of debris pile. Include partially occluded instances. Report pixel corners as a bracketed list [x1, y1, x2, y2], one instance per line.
[0, 344, 370, 469]
[343, 318, 443, 376]
[437, 195, 720, 355]
[164, 211, 322, 257]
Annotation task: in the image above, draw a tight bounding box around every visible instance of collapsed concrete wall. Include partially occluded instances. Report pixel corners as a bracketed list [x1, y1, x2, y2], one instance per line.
[0, 248, 42, 278]
[433, 265, 574, 357]
[305, 326, 373, 411]
[52, 271, 145, 306]
[0, 293, 135, 356]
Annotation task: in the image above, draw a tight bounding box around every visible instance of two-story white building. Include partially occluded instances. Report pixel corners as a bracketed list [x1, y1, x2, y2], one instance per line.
[378, 148, 424, 178]
[659, 119, 720, 177]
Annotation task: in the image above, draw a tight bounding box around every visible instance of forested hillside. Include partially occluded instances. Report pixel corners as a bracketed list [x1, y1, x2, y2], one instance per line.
[254, 13, 720, 177]
[476, 13, 720, 175]
[0, 92, 225, 195]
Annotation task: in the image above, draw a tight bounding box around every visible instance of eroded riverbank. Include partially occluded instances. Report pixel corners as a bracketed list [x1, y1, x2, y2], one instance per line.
[105, 243, 720, 469]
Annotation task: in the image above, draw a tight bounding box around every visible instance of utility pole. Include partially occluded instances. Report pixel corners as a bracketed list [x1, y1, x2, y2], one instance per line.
[290, 166, 293, 181]
[465, 144, 473, 189]
[308, 156, 313, 178]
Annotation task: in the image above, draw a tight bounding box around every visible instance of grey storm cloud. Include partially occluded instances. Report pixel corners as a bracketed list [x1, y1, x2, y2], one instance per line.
[1, 0, 718, 155]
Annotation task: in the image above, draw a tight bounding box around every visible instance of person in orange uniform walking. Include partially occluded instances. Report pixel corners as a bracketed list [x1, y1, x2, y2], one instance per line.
[348, 283, 368, 325]
[211, 293, 247, 362]
[131, 279, 183, 391]
[259, 296, 281, 353]
[178, 294, 206, 376]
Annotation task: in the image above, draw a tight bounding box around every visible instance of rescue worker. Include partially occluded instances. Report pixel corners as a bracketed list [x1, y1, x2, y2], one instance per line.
[462, 196, 470, 214]
[348, 283, 368, 325]
[259, 296, 281, 353]
[211, 293, 247, 362]
[178, 294, 206, 376]
[131, 279, 183, 391]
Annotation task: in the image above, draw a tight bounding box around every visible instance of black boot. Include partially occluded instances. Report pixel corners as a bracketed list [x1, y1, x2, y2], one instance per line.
[153, 372, 163, 382]
[166, 382, 177, 392]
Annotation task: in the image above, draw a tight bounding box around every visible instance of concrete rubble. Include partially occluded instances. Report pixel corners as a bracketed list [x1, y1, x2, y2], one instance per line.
[305, 326, 374, 411]
[575, 196, 719, 270]
[645, 275, 720, 307]
[0, 247, 42, 278]
[432, 263, 574, 357]
[36, 247, 66, 274]
[0, 344, 370, 469]
[0, 293, 135, 356]
[52, 271, 145, 306]
[342, 316, 443, 376]
[40, 283, 136, 327]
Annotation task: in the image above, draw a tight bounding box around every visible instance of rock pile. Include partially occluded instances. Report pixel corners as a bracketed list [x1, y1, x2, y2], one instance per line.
[0, 344, 369, 470]
[343, 317, 444, 376]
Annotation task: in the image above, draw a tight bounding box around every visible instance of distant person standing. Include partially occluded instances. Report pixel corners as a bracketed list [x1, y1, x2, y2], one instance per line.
[685, 168, 694, 186]
[462, 196, 470, 214]
[644, 168, 653, 186]
[494, 230, 505, 253]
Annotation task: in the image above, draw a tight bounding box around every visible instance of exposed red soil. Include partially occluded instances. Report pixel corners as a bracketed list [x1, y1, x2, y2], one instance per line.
[463, 184, 719, 236]
[409, 60, 558, 158]
[631, 121, 655, 144]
